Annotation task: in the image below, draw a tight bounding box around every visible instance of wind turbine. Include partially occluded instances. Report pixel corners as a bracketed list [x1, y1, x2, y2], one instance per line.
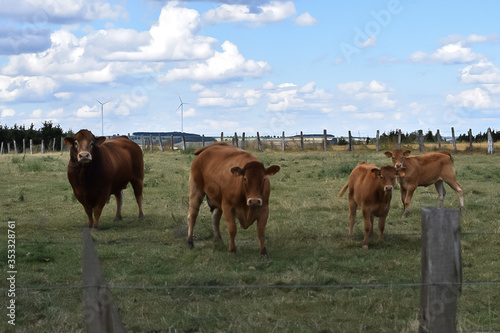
[96, 99, 111, 136]
[176, 94, 191, 133]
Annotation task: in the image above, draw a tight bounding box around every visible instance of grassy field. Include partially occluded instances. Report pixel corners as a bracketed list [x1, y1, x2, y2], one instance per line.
[1, 145, 499, 332]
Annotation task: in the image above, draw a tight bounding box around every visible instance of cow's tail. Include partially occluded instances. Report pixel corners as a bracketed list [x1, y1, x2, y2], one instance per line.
[338, 183, 349, 198]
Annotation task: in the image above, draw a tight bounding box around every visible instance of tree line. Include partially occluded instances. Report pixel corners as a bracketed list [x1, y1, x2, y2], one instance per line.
[0, 122, 71, 151]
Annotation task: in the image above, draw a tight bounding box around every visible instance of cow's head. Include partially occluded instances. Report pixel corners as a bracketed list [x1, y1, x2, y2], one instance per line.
[384, 149, 411, 169]
[64, 129, 106, 164]
[371, 166, 406, 193]
[230, 161, 280, 207]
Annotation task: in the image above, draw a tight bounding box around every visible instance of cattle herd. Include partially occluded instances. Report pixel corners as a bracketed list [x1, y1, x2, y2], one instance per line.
[64, 129, 464, 255]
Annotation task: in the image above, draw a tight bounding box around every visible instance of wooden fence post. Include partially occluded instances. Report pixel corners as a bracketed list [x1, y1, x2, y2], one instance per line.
[61, 137, 64, 153]
[348, 131, 353, 151]
[41, 141, 45, 155]
[52, 138, 56, 152]
[23, 139, 26, 155]
[159, 134, 163, 152]
[171, 134, 174, 151]
[234, 132, 239, 147]
[419, 207, 461, 333]
[468, 129, 473, 151]
[241, 132, 245, 150]
[300, 131, 304, 151]
[451, 127, 457, 152]
[141, 135, 145, 151]
[149, 135, 153, 152]
[182, 135, 186, 150]
[30, 139, 33, 155]
[487, 128, 495, 154]
[437, 129, 441, 151]
[7, 143, 11, 154]
[82, 228, 126, 333]
[220, 132, 224, 142]
[202, 134, 205, 147]
[0, 142, 3, 155]
[376, 130, 380, 152]
[281, 131, 285, 152]
[13, 140, 17, 154]
[397, 129, 401, 149]
[323, 129, 328, 152]
[418, 130, 424, 152]
[257, 132, 262, 152]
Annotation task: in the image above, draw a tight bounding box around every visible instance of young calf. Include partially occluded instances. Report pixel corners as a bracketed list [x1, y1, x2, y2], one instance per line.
[338, 162, 405, 249]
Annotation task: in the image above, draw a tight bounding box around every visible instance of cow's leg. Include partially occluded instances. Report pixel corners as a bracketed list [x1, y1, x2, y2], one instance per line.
[368, 214, 374, 237]
[187, 183, 204, 249]
[211, 207, 223, 242]
[84, 206, 94, 229]
[445, 179, 464, 211]
[130, 179, 144, 218]
[92, 205, 104, 231]
[361, 209, 372, 249]
[348, 199, 357, 238]
[400, 185, 407, 211]
[114, 190, 123, 221]
[256, 209, 269, 258]
[402, 185, 417, 218]
[222, 204, 237, 253]
[378, 215, 387, 242]
[435, 180, 446, 208]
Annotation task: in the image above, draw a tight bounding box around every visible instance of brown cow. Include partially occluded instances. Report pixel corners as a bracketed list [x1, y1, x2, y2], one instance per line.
[384, 149, 464, 217]
[187, 142, 280, 257]
[338, 162, 406, 249]
[64, 129, 144, 230]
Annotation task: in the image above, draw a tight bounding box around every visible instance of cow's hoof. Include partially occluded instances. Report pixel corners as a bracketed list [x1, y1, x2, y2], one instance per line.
[114, 215, 123, 221]
[187, 239, 194, 250]
[139, 212, 145, 219]
[90, 227, 100, 232]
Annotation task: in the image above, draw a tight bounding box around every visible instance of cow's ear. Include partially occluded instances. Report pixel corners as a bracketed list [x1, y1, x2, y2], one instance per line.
[371, 168, 381, 177]
[64, 137, 74, 146]
[266, 165, 280, 176]
[384, 151, 392, 158]
[403, 150, 411, 157]
[95, 136, 106, 146]
[230, 166, 245, 176]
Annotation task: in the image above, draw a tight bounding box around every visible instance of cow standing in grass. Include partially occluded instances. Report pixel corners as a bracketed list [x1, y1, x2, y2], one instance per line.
[64, 129, 144, 230]
[187, 142, 280, 257]
[338, 162, 406, 249]
[384, 149, 464, 217]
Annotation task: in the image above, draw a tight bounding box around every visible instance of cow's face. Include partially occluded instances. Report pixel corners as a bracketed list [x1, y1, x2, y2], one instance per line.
[384, 149, 411, 169]
[371, 166, 406, 193]
[231, 161, 280, 207]
[64, 129, 106, 164]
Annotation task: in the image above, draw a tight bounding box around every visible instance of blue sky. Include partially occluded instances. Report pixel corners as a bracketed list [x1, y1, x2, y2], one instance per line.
[1, 0, 499, 138]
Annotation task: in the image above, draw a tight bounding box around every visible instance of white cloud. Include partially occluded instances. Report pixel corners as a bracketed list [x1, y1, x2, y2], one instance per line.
[0, 75, 57, 102]
[1, 107, 15, 118]
[459, 59, 500, 84]
[359, 35, 377, 48]
[337, 80, 396, 110]
[158, 41, 271, 83]
[76, 105, 100, 118]
[31, 109, 43, 117]
[438, 33, 498, 46]
[409, 42, 483, 64]
[445, 87, 494, 109]
[202, 1, 296, 26]
[295, 12, 318, 26]
[341, 105, 358, 112]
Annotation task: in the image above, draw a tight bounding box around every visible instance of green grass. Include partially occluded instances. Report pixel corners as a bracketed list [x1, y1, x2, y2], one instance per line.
[1, 149, 499, 332]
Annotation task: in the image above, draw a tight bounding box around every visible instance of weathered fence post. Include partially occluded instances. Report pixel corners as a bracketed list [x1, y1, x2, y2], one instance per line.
[41, 141, 45, 155]
[300, 131, 304, 151]
[23, 139, 26, 156]
[437, 129, 441, 151]
[30, 139, 33, 155]
[171, 134, 174, 151]
[82, 228, 126, 333]
[7, 143, 10, 154]
[419, 207, 461, 333]
[61, 137, 64, 153]
[149, 134, 153, 152]
[13, 140, 17, 154]
[468, 129, 473, 151]
[451, 127, 457, 152]
[52, 138, 56, 152]
[158, 134, 163, 152]
[201, 134, 205, 147]
[141, 135, 145, 151]
[220, 132, 224, 142]
[182, 135, 186, 150]
[348, 131, 353, 151]
[257, 132, 262, 152]
[281, 131, 285, 152]
[487, 128, 495, 154]
[376, 130, 380, 152]
[241, 132, 245, 150]
[323, 129, 328, 152]
[418, 130, 424, 152]
[0, 142, 3, 155]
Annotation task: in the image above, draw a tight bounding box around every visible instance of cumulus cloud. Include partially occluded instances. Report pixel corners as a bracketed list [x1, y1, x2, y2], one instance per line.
[295, 12, 317, 26]
[0, 75, 57, 102]
[75, 105, 100, 118]
[337, 80, 396, 110]
[202, 1, 296, 26]
[0, 26, 52, 55]
[438, 33, 499, 46]
[445, 87, 494, 109]
[1, 106, 15, 118]
[459, 59, 500, 84]
[159, 41, 271, 83]
[359, 35, 377, 48]
[409, 42, 483, 64]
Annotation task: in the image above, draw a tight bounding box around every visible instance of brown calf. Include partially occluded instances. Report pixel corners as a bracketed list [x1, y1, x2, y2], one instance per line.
[187, 142, 280, 257]
[64, 129, 144, 230]
[384, 149, 464, 217]
[339, 162, 405, 249]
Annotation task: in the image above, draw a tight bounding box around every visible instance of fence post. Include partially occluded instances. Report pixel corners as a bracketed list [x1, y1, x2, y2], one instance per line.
[82, 228, 126, 333]
[257, 132, 262, 152]
[419, 207, 461, 333]
[23, 139, 26, 156]
[281, 131, 285, 152]
[348, 131, 353, 151]
[418, 130, 424, 152]
[437, 129, 441, 151]
[220, 132, 224, 142]
[451, 127, 457, 152]
[42, 141, 45, 155]
[141, 135, 145, 151]
[52, 138, 56, 152]
[171, 135, 174, 151]
[202, 134, 205, 147]
[323, 129, 327, 152]
[376, 130, 380, 152]
[0, 142, 3, 155]
[397, 129, 401, 149]
[300, 131, 304, 151]
[159, 134, 163, 152]
[487, 128, 495, 154]
[241, 132, 245, 150]
[182, 135, 186, 150]
[468, 129, 473, 151]
[13, 140, 17, 154]
[149, 134, 153, 152]
[30, 139, 33, 155]
[7, 143, 11, 154]
[234, 132, 239, 147]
